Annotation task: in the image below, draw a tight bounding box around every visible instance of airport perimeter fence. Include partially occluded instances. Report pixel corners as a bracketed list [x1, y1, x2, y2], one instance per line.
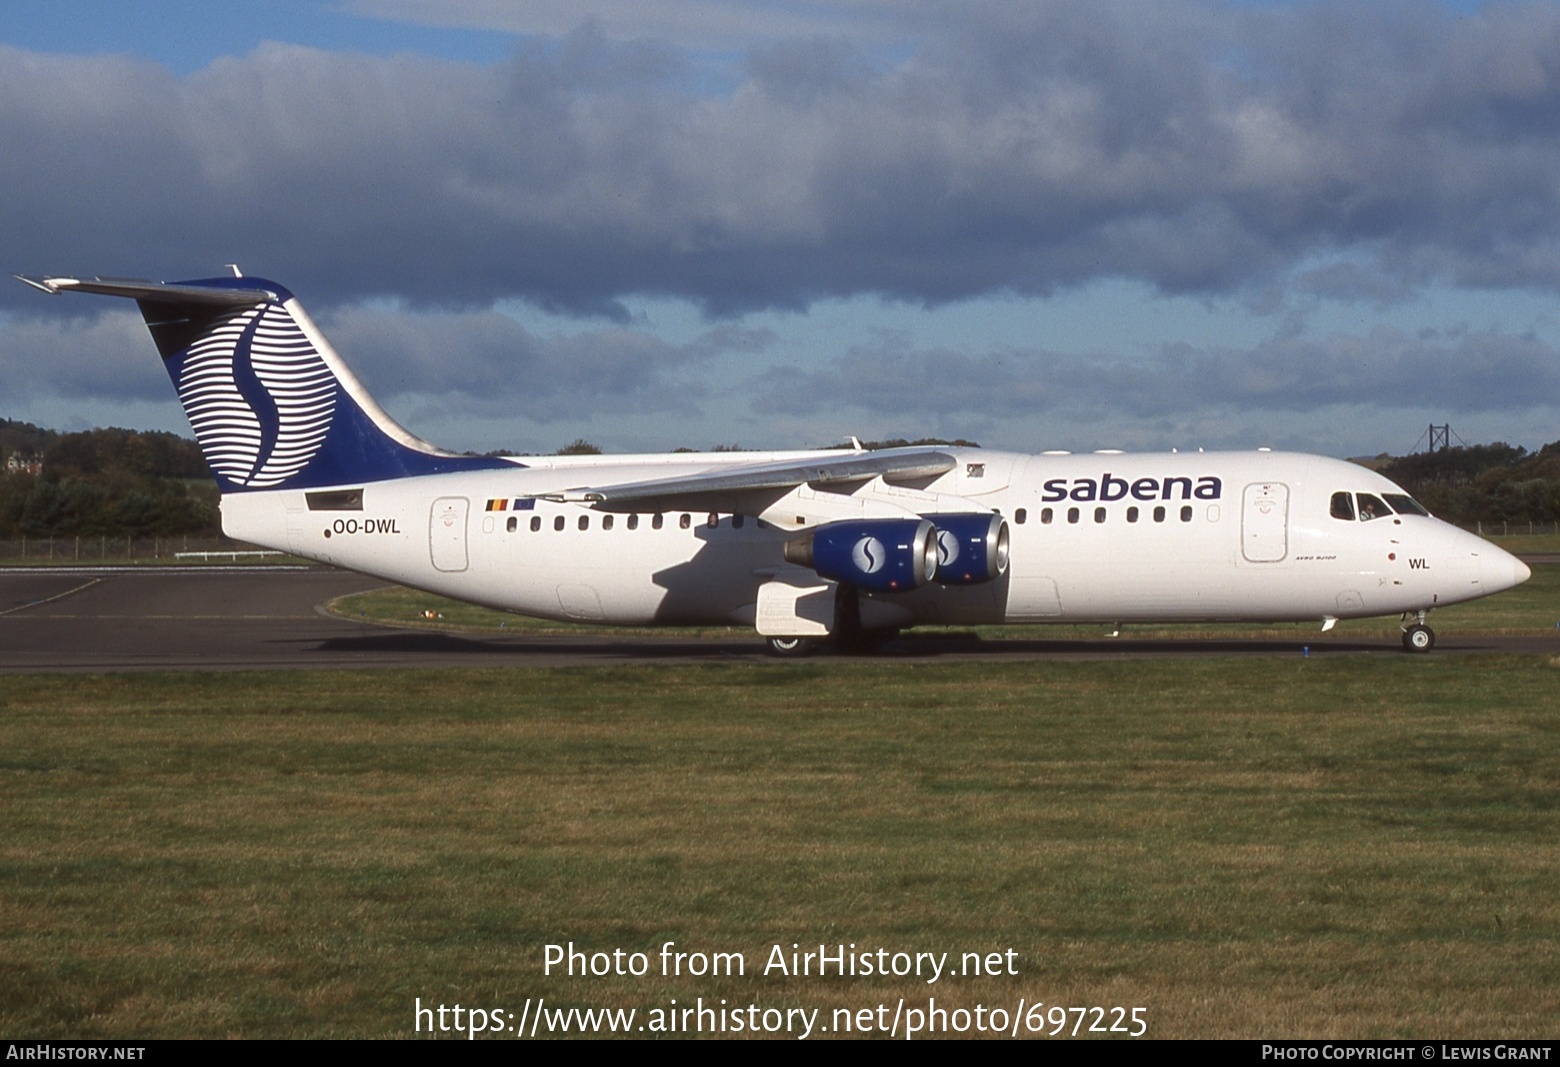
[0, 536, 285, 564]
[1461, 521, 1560, 538]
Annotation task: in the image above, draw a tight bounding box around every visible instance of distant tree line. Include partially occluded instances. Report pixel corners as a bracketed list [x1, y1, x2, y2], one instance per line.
[1372, 440, 1560, 525]
[0, 419, 218, 538]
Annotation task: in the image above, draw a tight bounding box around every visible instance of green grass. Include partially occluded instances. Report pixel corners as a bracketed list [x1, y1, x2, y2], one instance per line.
[1486, 532, 1560, 553]
[3, 658, 1559, 1038]
[326, 563, 1560, 641]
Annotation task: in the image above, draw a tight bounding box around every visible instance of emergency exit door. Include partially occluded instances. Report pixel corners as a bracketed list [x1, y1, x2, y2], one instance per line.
[430, 497, 469, 572]
[1242, 482, 1289, 563]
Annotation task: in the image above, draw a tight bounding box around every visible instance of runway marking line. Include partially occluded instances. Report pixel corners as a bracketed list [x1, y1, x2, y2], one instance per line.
[0, 577, 103, 617]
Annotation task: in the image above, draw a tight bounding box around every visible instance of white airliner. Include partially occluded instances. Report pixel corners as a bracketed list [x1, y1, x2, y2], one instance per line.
[17, 271, 1532, 654]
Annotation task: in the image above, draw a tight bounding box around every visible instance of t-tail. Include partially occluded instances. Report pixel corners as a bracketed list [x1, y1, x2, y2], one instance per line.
[15, 272, 513, 492]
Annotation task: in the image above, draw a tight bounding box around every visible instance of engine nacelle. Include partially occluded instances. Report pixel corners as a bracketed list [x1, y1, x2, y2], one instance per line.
[784, 518, 938, 592]
[932, 513, 1010, 585]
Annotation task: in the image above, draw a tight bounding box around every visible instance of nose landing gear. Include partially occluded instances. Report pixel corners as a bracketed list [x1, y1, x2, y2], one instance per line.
[1400, 610, 1435, 653]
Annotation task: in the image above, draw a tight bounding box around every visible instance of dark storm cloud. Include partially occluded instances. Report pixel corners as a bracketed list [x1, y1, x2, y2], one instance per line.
[750, 327, 1560, 420]
[318, 305, 767, 420]
[7, 1, 1560, 319]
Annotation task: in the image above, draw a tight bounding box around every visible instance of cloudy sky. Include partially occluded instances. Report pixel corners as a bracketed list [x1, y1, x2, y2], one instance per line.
[4, 0, 1560, 458]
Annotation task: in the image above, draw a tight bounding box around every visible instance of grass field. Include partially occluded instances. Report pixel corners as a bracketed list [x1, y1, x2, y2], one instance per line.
[3, 657, 1558, 1039]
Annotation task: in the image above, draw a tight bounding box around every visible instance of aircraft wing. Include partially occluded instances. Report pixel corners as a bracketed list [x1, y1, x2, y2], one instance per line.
[542, 447, 956, 511]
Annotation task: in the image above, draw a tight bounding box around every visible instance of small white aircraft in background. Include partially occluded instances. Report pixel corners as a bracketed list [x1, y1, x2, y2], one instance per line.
[18, 271, 1531, 654]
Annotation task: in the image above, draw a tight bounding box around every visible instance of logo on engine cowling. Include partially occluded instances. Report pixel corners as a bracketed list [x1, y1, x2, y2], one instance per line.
[851, 536, 887, 574]
[936, 530, 961, 568]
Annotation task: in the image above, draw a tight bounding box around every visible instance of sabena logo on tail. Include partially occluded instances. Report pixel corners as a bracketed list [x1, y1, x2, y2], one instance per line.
[178, 301, 337, 488]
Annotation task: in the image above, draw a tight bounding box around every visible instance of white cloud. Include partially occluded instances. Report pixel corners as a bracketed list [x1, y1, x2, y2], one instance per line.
[750, 327, 1560, 421]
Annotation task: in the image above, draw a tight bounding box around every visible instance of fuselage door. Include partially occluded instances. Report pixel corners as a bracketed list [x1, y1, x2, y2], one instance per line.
[1241, 482, 1289, 563]
[430, 497, 470, 572]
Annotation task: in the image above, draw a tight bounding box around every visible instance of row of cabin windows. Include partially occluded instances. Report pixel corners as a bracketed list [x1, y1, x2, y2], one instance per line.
[501, 494, 1425, 535]
[508, 505, 1199, 534]
[505, 512, 766, 534]
[1019, 504, 1196, 525]
[1004, 505, 1193, 526]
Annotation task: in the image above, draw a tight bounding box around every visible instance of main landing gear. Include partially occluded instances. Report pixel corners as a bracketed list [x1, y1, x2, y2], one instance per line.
[764, 586, 899, 657]
[764, 630, 900, 658]
[765, 635, 817, 658]
[1400, 610, 1435, 653]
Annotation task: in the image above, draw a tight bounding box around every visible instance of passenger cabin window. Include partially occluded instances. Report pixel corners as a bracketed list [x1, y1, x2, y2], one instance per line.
[1015, 508, 1027, 525]
[627, 514, 639, 530]
[554, 516, 565, 531]
[1041, 508, 1053, 525]
[1153, 506, 1166, 523]
[1094, 507, 1106, 524]
[506, 516, 517, 533]
[578, 515, 589, 531]
[1357, 493, 1391, 522]
[1330, 491, 1355, 521]
[531, 516, 541, 532]
[1067, 507, 1080, 524]
[707, 512, 718, 528]
[602, 515, 614, 531]
[680, 514, 691, 529]
[733, 515, 745, 529]
[1127, 506, 1139, 523]
[653, 514, 664, 530]
[1180, 505, 1193, 522]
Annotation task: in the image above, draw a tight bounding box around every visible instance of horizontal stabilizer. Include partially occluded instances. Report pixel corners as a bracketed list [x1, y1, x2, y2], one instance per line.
[16, 275, 276, 307]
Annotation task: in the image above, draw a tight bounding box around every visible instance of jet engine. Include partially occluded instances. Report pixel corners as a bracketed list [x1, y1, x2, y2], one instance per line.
[930, 513, 1010, 585]
[784, 518, 938, 592]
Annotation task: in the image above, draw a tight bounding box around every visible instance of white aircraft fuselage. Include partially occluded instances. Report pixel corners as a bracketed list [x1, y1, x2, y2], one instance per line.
[222, 447, 1526, 631]
[19, 272, 1530, 653]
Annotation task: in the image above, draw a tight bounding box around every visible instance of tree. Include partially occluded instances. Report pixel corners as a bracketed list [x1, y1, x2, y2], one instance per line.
[556, 439, 602, 455]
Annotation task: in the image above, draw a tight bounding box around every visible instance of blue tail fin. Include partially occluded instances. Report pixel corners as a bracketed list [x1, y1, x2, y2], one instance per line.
[18, 273, 516, 492]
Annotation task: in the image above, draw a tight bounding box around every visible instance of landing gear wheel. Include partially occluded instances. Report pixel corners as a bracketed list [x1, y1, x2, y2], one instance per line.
[1402, 624, 1435, 653]
[766, 635, 816, 658]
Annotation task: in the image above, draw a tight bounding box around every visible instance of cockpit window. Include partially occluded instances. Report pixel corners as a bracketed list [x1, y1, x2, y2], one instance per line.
[1330, 491, 1356, 521]
[1383, 493, 1429, 517]
[1356, 493, 1391, 521]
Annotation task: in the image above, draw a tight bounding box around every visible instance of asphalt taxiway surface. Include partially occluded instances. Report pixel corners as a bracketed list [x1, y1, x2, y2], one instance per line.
[1, 565, 1554, 673]
[0, 566, 780, 672]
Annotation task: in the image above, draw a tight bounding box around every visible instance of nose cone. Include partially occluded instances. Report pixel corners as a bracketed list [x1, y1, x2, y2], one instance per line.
[1480, 545, 1532, 593]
